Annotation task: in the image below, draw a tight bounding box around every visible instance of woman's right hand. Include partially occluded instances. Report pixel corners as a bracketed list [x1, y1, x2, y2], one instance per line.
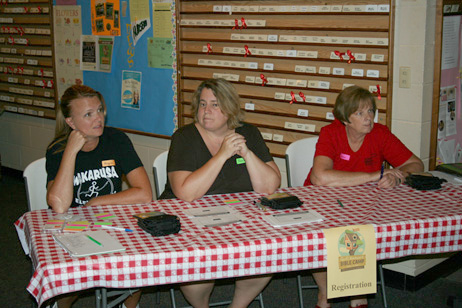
[66, 130, 87, 155]
[217, 133, 246, 159]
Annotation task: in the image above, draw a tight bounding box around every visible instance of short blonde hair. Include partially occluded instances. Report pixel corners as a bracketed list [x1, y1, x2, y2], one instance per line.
[333, 86, 377, 124]
[191, 78, 244, 129]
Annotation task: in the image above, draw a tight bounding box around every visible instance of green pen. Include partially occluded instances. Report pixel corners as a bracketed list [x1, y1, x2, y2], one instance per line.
[337, 199, 344, 207]
[86, 235, 102, 246]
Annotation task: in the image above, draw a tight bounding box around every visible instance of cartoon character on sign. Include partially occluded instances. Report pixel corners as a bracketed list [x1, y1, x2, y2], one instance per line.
[339, 230, 364, 256]
[338, 229, 366, 271]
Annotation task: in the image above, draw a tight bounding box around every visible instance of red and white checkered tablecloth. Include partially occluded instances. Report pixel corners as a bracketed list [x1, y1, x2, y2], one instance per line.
[15, 183, 462, 307]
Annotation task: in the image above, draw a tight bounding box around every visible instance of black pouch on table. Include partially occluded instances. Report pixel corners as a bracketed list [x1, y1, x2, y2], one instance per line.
[260, 192, 303, 210]
[136, 214, 181, 236]
[405, 174, 447, 191]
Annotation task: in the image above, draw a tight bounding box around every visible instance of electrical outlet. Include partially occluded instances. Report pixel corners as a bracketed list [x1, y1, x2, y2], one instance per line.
[399, 67, 411, 88]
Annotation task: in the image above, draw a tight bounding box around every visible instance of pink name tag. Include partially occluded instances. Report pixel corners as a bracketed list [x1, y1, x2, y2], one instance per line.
[340, 153, 350, 161]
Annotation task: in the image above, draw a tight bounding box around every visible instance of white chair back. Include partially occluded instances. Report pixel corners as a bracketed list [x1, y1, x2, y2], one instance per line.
[23, 157, 48, 211]
[285, 136, 319, 187]
[152, 151, 169, 198]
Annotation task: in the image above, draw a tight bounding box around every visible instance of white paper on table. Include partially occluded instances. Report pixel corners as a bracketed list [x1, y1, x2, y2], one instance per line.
[262, 210, 324, 227]
[189, 212, 246, 227]
[183, 206, 235, 217]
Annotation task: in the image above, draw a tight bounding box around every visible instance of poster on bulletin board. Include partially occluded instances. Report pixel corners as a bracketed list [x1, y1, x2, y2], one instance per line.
[55, 0, 177, 137]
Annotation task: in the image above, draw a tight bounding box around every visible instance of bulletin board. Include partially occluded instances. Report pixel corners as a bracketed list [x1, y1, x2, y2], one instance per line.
[430, 1, 462, 167]
[0, 0, 57, 119]
[77, 0, 177, 137]
[176, 0, 395, 157]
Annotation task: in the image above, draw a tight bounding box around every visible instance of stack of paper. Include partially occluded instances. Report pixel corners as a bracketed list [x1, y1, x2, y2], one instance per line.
[53, 230, 126, 258]
[183, 206, 246, 227]
[262, 210, 324, 227]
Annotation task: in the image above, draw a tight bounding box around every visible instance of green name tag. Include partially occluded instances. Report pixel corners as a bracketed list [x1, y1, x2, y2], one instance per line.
[236, 157, 246, 164]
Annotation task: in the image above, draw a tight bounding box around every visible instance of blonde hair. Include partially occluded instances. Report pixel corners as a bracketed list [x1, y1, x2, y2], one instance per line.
[191, 78, 244, 129]
[48, 85, 106, 153]
[333, 85, 377, 124]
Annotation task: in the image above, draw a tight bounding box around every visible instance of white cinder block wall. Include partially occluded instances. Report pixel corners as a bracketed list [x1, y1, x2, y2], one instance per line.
[0, 0, 434, 197]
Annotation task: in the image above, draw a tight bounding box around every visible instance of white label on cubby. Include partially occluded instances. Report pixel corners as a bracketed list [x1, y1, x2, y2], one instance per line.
[318, 81, 330, 89]
[213, 5, 223, 12]
[263, 63, 274, 70]
[374, 112, 379, 123]
[222, 5, 231, 12]
[319, 67, 331, 74]
[351, 69, 364, 77]
[261, 132, 273, 140]
[248, 62, 258, 69]
[245, 76, 256, 83]
[268, 35, 278, 42]
[274, 92, 286, 100]
[326, 112, 335, 120]
[248, 6, 259, 12]
[245, 102, 255, 110]
[17, 98, 33, 104]
[366, 70, 380, 78]
[378, 5, 390, 12]
[272, 134, 283, 142]
[306, 66, 317, 73]
[38, 111, 44, 116]
[7, 77, 18, 83]
[286, 50, 297, 57]
[333, 68, 345, 76]
[308, 80, 318, 88]
[366, 5, 378, 12]
[294, 65, 305, 73]
[5, 105, 18, 112]
[354, 53, 367, 61]
[18, 107, 25, 113]
[371, 54, 385, 62]
[369, 85, 381, 93]
[315, 97, 327, 104]
[297, 109, 309, 117]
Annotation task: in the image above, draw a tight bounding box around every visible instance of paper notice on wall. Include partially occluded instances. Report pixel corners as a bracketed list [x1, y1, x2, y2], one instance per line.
[121, 70, 142, 110]
[130, 0, 151, 45]
[442, 16, 460, 70]
[80, 35, 98, 71]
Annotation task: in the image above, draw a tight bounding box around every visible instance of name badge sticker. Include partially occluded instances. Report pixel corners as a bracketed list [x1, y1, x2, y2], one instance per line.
[102, 159, 116, 167]
[340, 153, 350, 161]
[236, 157, 246, 165]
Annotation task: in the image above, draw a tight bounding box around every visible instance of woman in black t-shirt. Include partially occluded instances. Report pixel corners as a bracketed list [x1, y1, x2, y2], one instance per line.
[165, 78, 281, 308]
[46, 85, 152, 308]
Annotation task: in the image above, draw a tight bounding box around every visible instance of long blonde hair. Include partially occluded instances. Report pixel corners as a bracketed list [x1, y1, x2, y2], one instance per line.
[48, 85, 106, 153]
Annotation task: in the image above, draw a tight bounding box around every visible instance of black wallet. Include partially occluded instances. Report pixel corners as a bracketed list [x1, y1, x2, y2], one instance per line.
[136, 214, 181, 236]
[260, 192, 303, 210]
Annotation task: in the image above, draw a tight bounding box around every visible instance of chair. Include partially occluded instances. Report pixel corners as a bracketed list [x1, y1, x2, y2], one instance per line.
[153, 150, 169, 198]
[152, 151, 264, 308]
[285, 137, 388, 308]
[23, 158, 139, 308]
[23, 157, 48, 211]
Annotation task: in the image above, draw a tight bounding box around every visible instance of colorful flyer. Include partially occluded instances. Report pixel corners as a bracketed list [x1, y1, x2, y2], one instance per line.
[121, 70, 142, 109]
[323, 224, 377, 299]
[91, 0, 120, 36]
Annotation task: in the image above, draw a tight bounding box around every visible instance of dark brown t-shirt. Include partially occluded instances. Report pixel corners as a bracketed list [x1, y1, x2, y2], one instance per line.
[159, 123, 273, 199]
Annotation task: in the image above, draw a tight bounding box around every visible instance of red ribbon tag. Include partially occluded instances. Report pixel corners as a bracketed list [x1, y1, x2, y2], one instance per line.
[260, 74, 267, 86]
[290, 91, 296, 104]
[347, 50, 355, 64]
[37, 6, 42, 13]
[244, 45, 251, 57]
[42, 80, 46, 88]
[375, 85, 382, 100]
[334, 50, 345, 60]
[40, 68, 44, 77]
[23, 6, 28, 13]
[206, 43, 212, 55]
[9, 36, 14, 45]
[233, 19, 239, 30]
[241, 17, 247, 29]
[18, 67, 24, 74]
[49, 80, 54, 88]
[299, 92, 306, 103]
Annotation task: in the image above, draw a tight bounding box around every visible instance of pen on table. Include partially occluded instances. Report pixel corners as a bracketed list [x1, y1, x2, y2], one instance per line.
[101, 225, 133, 232]
[380, 163, 385, 180]
[86, 235, 103, 246]
[337, 199, 344, 208]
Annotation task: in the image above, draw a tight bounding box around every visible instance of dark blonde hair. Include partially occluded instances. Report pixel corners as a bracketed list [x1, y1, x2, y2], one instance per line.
[191, 78, 244, 129]
[48, 85, 106, 152]
[333, 86, 377, 124]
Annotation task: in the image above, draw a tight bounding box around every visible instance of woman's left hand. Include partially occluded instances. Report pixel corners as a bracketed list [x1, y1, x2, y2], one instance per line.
[378, 169, 406, 188]
[233, 133, 250, 157]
